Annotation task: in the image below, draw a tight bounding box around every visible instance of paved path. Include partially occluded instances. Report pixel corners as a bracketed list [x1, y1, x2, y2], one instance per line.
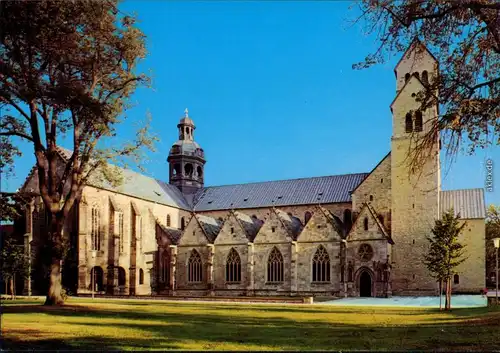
[320, 295, 487, 308]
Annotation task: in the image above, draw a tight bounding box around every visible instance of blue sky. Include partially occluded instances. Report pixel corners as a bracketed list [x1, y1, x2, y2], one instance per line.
[3, 1, 499, 206]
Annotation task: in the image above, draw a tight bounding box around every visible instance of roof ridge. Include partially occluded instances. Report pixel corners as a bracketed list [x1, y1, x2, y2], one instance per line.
[202, 172, 370, 189]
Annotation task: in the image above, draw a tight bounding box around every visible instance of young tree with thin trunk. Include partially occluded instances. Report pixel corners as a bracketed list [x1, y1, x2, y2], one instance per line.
[486, 204, 500, 286]
[424, 209, 467, 310]
[0, 0, 156, 305]
[1, 237, 30, 300]
[351, 0, 499, 173]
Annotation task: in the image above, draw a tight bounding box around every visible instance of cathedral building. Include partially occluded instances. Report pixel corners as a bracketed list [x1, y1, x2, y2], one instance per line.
[20, 41, 485, 298]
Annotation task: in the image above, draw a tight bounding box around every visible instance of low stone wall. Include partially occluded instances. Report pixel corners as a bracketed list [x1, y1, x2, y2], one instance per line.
[77, 293, 314, 304]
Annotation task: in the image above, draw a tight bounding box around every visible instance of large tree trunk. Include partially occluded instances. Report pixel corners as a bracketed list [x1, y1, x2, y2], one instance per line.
[44, 259, 64, 305]
[43, 213, 65, 306]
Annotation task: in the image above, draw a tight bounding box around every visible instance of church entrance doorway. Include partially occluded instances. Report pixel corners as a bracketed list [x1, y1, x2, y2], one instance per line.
[359, 271, 372, 297]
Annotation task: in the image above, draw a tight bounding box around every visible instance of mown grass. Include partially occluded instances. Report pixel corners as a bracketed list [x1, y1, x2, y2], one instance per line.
[1, 297, 499, 351]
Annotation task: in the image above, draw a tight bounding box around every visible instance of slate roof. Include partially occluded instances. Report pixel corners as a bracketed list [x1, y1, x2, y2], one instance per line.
[193, 173, 368, 211]
[233, 211, 264, 241]
[317, 205, 345, 237]
[195, 214, 223, 243]
[55, 147, 192, 210]
[156, 222, 182, 245]
[440, 189, 485, 219]
[275, 209, 304, 241]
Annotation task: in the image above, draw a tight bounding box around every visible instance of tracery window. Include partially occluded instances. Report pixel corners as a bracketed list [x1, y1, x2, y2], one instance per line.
[358, 243, 374, 261]
[188, 249, 203, 282]
[267, 247, 284, 283]
[312, 246, 330, 282]
[91, 206, 101, 251]
[117, 212, 124, 253]
[225, 248, 241, 283]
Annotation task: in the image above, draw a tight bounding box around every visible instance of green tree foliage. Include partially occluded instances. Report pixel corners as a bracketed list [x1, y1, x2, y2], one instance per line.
[1, 236, 30, 299]
[0, 0, 156, 305]
[486, 204, 500, 286]
[424, 209, 467, 310]
[352, 0, 499, 172]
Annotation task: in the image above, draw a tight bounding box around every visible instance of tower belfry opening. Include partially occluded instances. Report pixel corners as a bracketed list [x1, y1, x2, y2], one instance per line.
[167, 109, 206, 196]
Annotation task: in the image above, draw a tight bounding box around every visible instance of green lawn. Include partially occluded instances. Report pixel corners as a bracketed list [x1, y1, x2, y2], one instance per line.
[1, 297, 499, 351]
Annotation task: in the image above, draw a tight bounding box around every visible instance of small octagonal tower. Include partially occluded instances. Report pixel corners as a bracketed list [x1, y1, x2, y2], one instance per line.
[167, 109, 206, 196]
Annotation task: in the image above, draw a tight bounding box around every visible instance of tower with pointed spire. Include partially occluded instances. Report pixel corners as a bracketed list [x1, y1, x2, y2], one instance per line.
[167, 109, 206, 196]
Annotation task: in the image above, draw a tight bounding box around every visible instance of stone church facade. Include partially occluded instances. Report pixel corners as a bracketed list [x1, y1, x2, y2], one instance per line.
[20, 41, 485, 298]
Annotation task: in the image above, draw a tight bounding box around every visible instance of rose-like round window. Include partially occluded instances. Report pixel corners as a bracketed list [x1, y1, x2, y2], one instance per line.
[358, 243, 374, 261]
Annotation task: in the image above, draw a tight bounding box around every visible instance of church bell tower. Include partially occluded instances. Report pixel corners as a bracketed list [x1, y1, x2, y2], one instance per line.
[390, 40, 441, 294]
[167, 109, 206, 196]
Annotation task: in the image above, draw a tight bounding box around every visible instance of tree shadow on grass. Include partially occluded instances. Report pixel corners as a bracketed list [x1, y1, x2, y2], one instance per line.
[2, 304, 500, 351]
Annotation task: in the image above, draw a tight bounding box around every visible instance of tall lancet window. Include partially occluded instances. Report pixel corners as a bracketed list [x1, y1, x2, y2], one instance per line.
[188, 249, 203, 283]
[225, 248, 241, 283]
[405, 113, 413, 133]
[91, 206, 100, 251]
[267, 247, 284, 283]
[415, 111, 423, 132]
[312, 246, 331, 282]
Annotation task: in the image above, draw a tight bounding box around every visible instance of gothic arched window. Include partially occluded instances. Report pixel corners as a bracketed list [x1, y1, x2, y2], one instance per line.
[180, 217, 185, 230]
[117, 212, 124, 253]
[118, 267, 126, 286]
[304, 211, 312, 225]
[312, 246, 330, 282]
[405, 73, 410, 82]
[415, 111, 423, 132]
[91, 206, 100, 251]
[340, 265, 345, 283]
[139, 268, 144, 285]
[167, 214, 171, 227]
[267, 247, 284, 283]
[225, 248, 241, 283]
[348, 263, 354, 282]
[405, 113, 413, 133]
[422, 70, 429, 85]
[188, 249, 202, 282]
[363, 217, 369, 231]
[454, 274, 460, 284]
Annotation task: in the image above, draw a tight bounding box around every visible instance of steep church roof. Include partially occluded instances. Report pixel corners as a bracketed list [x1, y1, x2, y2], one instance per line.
[194, 214, 223, 243]
[232, 211, 264, 242]
[274, 208, 304, 241]
[39, 147, 192, 210]
[193, 173, 368, 211]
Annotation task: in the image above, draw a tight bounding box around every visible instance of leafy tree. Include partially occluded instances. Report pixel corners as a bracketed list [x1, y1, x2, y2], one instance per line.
[352, 0, 499, 172]
[0, 0, 156, 305]
[424, 209, 467, 310]
[1, 236, 30, 300]
[486, 204, 500, 287]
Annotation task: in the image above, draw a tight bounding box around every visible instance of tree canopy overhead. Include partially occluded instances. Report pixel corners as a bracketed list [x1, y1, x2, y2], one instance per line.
[0, 0, 156, 305]
[353, 0, 499, 171]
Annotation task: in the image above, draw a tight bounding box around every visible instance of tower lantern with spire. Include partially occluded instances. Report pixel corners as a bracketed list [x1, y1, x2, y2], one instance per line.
[167, 109, 206, 196]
